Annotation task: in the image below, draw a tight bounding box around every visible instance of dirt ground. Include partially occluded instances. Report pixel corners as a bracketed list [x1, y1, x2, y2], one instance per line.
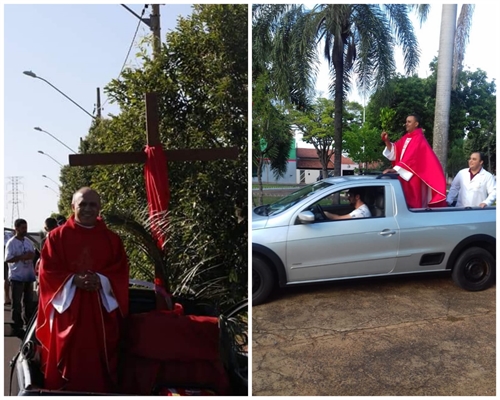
[252, 273, 496, 396]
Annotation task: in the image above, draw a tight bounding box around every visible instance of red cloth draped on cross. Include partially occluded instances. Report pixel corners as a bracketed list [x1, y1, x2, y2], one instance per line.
[144, 144, 172, 309]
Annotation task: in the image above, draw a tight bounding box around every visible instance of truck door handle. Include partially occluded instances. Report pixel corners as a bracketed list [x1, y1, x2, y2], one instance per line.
[379, 229, 396, 237]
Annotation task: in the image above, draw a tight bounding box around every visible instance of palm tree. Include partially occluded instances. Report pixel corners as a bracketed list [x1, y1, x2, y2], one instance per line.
[432, 4, 475, 175]
[253, 4, 422, 176]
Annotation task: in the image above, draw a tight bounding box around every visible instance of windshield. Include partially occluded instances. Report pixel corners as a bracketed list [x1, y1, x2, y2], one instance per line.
[264, 181, 333, 216]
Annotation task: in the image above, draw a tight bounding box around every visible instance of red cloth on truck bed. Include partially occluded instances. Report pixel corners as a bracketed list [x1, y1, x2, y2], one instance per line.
[120, 309, 230, 395]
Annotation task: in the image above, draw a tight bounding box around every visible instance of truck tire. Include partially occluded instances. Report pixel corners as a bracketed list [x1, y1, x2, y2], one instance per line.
[253, 256, 274, 306]
[452, 247, 495, 291]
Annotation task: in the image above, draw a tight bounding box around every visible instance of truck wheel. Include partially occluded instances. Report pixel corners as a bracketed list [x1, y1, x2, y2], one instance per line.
[253, 256, 274, 306]
[452, 247, 495, 291]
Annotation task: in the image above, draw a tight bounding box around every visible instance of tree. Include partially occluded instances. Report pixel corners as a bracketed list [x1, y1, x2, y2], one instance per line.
[252, 72, 293, 205]
[343, 124, 382, 173]
[459, 69, 496, 174]
[365, 74, 435, 141]
[253, 4, 422, 176]
[290, 97, 335, 179]
[365, 63, 496, 177]
[252, 4, 316, 110]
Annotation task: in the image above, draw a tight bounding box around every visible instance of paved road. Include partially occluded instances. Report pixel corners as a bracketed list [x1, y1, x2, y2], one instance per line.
[253, 273, 496, 396]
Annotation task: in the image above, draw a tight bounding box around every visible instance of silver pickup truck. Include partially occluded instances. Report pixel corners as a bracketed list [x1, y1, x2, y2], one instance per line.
[252, 174, 496, 305]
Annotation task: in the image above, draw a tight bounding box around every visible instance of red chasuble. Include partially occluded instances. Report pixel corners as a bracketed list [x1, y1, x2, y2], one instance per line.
[392, 127, 447, 208]
[36, 216, 129, 393]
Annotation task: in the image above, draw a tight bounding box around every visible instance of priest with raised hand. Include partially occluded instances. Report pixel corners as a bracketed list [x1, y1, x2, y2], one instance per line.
[381, 113, 447, 208]
[36, 187, 129, 393]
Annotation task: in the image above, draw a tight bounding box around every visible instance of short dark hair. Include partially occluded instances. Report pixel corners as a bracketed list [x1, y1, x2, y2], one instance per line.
[408, 113, 421, 126]
[44, 217, 58, 231]
[472, 151, 485, 162]
[56, 215, 67, 226]
[14, 219, 27, 228]
[347, 187, 365, 200]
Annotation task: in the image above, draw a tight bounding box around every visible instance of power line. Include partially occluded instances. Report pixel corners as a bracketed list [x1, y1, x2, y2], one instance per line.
[118, 5, 147, 78]
[101, 5, 147, 111]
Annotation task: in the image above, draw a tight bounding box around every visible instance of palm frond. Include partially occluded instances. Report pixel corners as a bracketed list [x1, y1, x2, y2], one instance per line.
[103, 208, 166, 283]
[384, 4, 420, 75]
[408, 4, 431, 27]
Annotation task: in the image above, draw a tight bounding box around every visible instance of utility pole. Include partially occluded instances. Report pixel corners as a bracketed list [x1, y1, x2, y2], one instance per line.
[96, 87, 102, 118]
[121, 4, 161, 58]
[150, 4, 161, 58]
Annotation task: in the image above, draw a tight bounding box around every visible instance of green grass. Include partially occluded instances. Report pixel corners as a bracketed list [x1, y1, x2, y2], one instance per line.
[252, 195, 281, 207]
[252, 183, 299, 189]
[252, 184, 302, 207]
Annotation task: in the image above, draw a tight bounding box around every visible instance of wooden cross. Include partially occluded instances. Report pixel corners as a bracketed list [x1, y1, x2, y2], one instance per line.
[68, 92, 239, 291]
[69, 93, 239, 167]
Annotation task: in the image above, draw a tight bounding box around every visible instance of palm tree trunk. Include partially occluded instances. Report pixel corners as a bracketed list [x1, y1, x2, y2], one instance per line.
[332, 36, 345, 177]
[432, 4, 457, 177]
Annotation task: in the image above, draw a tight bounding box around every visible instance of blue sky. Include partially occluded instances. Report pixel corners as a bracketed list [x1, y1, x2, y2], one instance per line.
[3, 4, 193, 231]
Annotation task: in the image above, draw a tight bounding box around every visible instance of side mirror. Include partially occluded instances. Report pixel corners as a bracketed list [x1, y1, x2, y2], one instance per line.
[298, 211, 315, 223]
[4, 322, 25, 339]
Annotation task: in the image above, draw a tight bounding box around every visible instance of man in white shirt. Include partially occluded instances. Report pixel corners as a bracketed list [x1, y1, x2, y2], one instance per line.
[4, 219, 36, 331]
[447, 152, 496, 208]
[325, 188, 372, 220]
[4, 230, 14, 306]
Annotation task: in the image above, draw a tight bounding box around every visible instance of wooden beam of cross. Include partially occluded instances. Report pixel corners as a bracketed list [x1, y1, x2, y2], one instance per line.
[68, 92, 239, 297]
[69, 93, 239, 167]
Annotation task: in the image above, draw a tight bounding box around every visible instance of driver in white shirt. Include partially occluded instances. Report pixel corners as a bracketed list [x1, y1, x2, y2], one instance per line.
[325, 188, 372, 220]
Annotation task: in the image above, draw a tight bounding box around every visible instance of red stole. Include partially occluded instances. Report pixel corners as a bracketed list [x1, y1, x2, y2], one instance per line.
[36, 216, 129, 392]
[392, 128, 447, 208]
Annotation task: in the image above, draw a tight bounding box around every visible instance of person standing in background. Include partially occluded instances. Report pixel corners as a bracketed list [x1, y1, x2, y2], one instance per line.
[4, 230, 14, 306]
[447, 151, 496, 208]
[5, 219, 37, 332]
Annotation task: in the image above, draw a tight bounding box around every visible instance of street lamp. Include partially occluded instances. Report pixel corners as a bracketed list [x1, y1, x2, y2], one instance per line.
[23, 70, 96, 120]
[44, 185, 59, 196]
[38, 150, 63, 166]
[34, 127, 77, 153]
[42, 174, 60, 187]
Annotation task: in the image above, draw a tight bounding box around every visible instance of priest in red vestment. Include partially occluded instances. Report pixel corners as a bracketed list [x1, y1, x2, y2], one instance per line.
[381, 113, 447, 208]
[36, 187, 129, 393]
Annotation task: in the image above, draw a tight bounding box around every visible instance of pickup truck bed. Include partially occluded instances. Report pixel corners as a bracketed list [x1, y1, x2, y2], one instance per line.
[7, 287, 248, 396]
